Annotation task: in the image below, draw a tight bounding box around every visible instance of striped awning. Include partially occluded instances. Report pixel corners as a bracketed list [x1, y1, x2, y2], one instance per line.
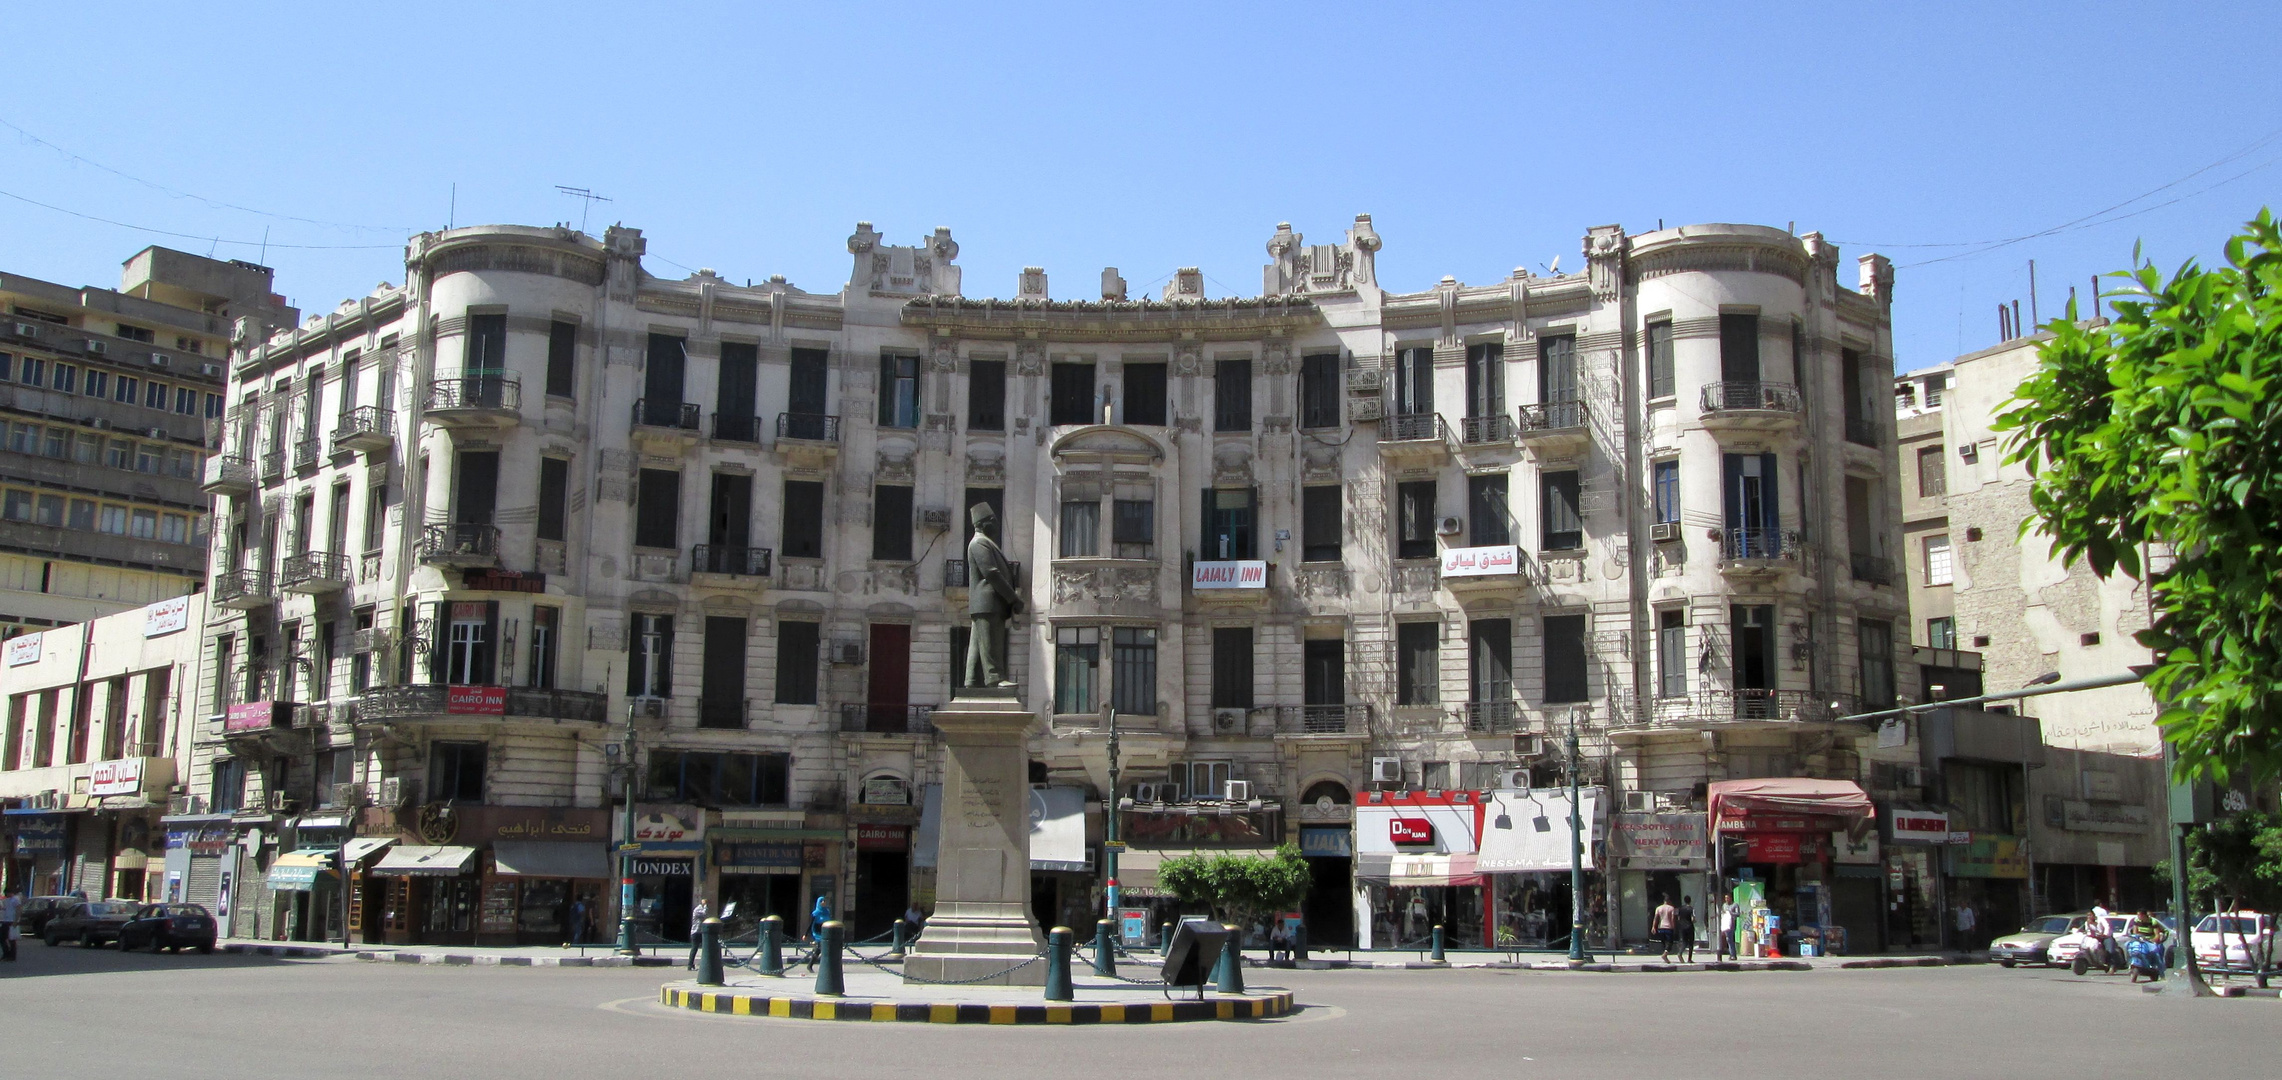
[1355, 853, 1481, 887]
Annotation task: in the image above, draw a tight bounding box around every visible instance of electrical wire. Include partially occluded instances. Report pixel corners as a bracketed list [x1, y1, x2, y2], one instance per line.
[0, 186, 403, 250]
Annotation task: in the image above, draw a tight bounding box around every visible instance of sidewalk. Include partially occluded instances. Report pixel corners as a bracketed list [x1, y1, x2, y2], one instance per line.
[217, 938, 674, 967]
[1270, 952, 1986, 972]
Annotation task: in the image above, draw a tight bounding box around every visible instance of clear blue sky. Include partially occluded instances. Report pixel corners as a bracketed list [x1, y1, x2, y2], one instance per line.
[2, 3, 2275, 372]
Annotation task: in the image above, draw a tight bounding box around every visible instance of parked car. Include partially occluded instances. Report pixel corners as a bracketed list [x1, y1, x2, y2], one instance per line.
[2191, 911, 2274, 973]
[1989, 913, 2084, 967]
[117, 903, 217, 953]
[42, 900, 141, 947]
[17, 896, 82, 936]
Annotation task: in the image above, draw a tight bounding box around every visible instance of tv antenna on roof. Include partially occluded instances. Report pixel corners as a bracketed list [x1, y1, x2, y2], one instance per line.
[555, 186, 613, 233]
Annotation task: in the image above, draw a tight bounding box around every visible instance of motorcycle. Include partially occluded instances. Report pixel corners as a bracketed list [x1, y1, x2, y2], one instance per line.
[2126, 935, 2168, 982]
[2071, 934, 2124, 976]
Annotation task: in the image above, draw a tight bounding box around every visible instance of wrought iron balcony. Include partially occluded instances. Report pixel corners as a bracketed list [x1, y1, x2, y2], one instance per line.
[943, 559, 968, 588]
[1274, 703, 1368, 736]
[1464, 700, 1527, 734]
[1518, 400, 1589, 436]
[692, 544, 772, 577]
[776, 412, 841, 443]
[211, 568, 274, 610]
[279, 551, 351, 594]
[1714, 688, 1852, 723]
[710, 412, 761, 443]
[1850, 552, 1896, 587]
[839, 703, 937, 735]
[333, 406, 396, 452]
[1380, 411, 1450, 445]
[417, 522, 501, 568]
[425, 376, 522, 425]
[1699, 381, 1802, 415]
[1460, 413, 1516, 444]
[1845, 415, 1881, 447]
[357, 684, 608, 724]
[201, 453, 254, 495]
[1717, 526, 1797, 567]
[292, 438, 322, 470]
[633, 399, 700, 431]
[260, 448, 287, 480]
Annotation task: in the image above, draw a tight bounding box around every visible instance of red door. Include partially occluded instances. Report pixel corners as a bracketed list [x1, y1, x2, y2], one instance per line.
[866, 624, 911, 732]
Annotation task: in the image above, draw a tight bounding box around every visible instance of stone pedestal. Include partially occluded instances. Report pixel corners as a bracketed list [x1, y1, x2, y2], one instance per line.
[905, 693, 1046, 986]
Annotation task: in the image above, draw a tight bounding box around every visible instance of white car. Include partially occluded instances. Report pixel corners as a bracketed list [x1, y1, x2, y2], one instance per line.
[2191, 911, 2274, 973]
[2050, 915, 2134, 970]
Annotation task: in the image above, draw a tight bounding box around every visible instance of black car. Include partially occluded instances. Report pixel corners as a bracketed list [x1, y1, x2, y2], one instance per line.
[43, 900, 140, 947]
[118, 903, 217, 953]
[17, 896, 81, 936]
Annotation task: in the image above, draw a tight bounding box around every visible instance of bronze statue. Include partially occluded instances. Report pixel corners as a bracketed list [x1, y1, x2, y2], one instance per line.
[963, 502, 1022, 690]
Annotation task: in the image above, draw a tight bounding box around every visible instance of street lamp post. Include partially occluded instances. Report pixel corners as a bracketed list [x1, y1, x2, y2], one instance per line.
[1102, 701, 1121, 919]
[612, 706, 640, 955]
[1567, 706, 1593, 964]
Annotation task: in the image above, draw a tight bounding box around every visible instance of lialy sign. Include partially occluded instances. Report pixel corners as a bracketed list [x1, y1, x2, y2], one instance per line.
[1191, 560, 1267, 589]
[1440, 545, 1520, 578]
[88, 758, 145, 797]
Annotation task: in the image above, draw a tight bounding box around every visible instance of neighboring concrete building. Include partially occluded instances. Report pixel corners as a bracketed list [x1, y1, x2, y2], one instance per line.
[0, 249, 296, 637]
[0, 594, 204, 905]
[187, 218, 1917, 953]
[1896, 335, 2168, 929]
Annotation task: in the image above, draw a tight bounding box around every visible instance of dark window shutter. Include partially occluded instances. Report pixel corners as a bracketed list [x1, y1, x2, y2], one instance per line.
[1123, 362, 1167, 426]
[1302, 486, 1341, 562]
[1397, 621, 1439, 705]
[655, 615, 674, 698]
[788, 348, 829, 416]
[546, 321, 577, 397]
[1720, 314, 1761, 383]
[968, 359, 1006, 430]
[1543, 615, 1587, 703]
[635, 469, 681, 549]
[775, 621, 820, 705]
[537, 458, 568, 541]
[782, 481, 824, 558]
[1212, 628, 1254, 709]
[426, 600, 447, 685]
[872, 485, 913, 561]
[878, 354, 897, 426]
[1760, 452, 1781, 530]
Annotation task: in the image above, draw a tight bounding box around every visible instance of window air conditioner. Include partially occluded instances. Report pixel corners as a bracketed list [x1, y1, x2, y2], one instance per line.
[376, 777, 404, 807]
[332, 782, 365, 809]
[1621, 790, 1654, 812]
[1223, 780, 1252, 802]
[1213, 708, 1244, 732]
[92, 418, 111, 430]
[1495, 767, 1532, 792]
[1370, 757, 1403, 785]
[201, 364, 222, 377]
[85, 340, 106, 354]
[1130, 783, 1157, 804]
[831, 642, 865, 665]
[1650, 521, 1681, 543]
[633, 696, 666, 718]
[268, 791, 299, 814]
[1436, 516, 1464, 536]
[150, 354, 170, 368]
[14, 323, 37, 337]
[1350, 398, 1385, 422]
[1513, 734, 1545, 758]
[918, 508, 952, 531]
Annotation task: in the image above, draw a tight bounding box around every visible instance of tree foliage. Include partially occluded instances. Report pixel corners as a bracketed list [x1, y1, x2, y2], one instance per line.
[2151, 810, 2282, 912]
[1993, 209, 2282, 782]
[1156, 844, 1312, 927]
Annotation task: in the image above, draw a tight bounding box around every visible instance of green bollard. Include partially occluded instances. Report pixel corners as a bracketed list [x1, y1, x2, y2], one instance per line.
[1214, 923, 1245, 994]
[1093, 918, 1117, 977]
[1161, 922, 1174, 954]
[1431, 923, 1446, 962]
[890, 918, 908, 960]
[814, 920, 845, 996]
[1045, 926, 1074, 1001]
[697, 917, 725, 986]
[759, 914, 784, 976]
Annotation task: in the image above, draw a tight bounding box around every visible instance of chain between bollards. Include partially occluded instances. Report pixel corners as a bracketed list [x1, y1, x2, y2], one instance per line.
[697, 917, 725, 986]
[1093, 918, 1117, 977]
[1046, 926, 1075, 1001]
[813, 920, 845, 996]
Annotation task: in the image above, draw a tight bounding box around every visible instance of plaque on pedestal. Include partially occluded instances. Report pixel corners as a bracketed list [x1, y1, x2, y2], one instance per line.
[903, 693, 1047, 986]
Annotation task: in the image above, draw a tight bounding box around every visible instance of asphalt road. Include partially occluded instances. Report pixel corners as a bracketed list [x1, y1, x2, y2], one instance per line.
[2, 939, 2272, 1079]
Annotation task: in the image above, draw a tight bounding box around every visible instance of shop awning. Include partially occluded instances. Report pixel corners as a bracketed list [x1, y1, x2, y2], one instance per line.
[1476, 790, 1600, 874]
[341, 837, 398, 864]
[369, 845, 477, 877]
[266, 848, 337, 890]
[1112, 848, 1277, 898]
[492, 841, 611, 879]
[1029, 786, 1087, 872]
[1707, 778, 1875, 830]
[1356, 853, 1481, 887]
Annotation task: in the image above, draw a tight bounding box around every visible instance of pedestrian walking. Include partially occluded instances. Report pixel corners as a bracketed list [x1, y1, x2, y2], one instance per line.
[1677, 896, 1698, 963]
[568, 896, 588, 945]
[805, 894, 832, 970]
[685, 899, 710, 970]
[1954, 902, 1978, 953]
[1, 888, 20, 962]
[1652, 894, 1678, 962]
[1716, 901, 1736, 961]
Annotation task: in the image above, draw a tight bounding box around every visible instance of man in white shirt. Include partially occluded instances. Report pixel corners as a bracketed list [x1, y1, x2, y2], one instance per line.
[2086, 900, 2115, 968]
[1, 889, 20, 961]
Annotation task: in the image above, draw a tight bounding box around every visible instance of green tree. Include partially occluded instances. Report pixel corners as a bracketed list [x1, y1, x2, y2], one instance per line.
[2151, 810, 2282, 912]
[1994, 209, 2282, 782]
[1157, 845, 1313, 928]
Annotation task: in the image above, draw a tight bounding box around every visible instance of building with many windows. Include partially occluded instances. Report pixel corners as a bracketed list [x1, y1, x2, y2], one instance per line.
[184, 218, 1922, 953]
[0, 248, 294, 637]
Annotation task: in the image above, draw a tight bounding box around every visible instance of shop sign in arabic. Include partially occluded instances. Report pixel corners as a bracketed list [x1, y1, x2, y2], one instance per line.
[1440, 545, 1520, 578]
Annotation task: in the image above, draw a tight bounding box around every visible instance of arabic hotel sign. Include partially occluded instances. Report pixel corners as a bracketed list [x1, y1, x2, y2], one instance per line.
[88, 758, 146, 797]
[1192, 560, 1267, 589]
[1441, 545, 1521, 578]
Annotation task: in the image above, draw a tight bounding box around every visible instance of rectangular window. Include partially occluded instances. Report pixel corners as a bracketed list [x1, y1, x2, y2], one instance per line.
[130, 508, 157, 539]
[1653, 460, 1681, 524]
[34, 494, 63, 527]
[1123, 362, 1167, 426]
[160, 513, 188, 544]
[1719, 313, 1761, 383]
[781, 480, 824, 559]
[627, 614, 674, 698]
[1647, 320, 1675, 399]
[1053, 626, 1098, 714]
[1396, 480, 1436, 560]
[1212, 627, 1255, 710]
[643, 751, 790, 807]
[427, 741, 486, 803]
[1300, 353, 1342, 428]
[114, 374, 136, 403]
[545, 320, 577, 397]
[1538, 336, 1578, 404]
[1393, 347, 1433, 415]
[634, 469, 680, 549]
[1859, 619, 1895, 709]
[1924, 534, 1954, 586]
[1541, 470, 1583, 550]
[787, 347, 828, 417]
[1926, 616, 1956, 651]
[3, 490, 29, 522]
[1302, 486, 1342, 562]
[716, 341, 757, 434]
[1464, 343, 1503, 418]
[1396, 622, 1439, 706]
[206, 393, 223, 419]
[19, 357, 43, 386]
[209, 756, 244, 814]
[69, 499, 95, 531]
[1058, 500, 1100, 558]
[1917, 445, 1947, 497]
[1111, 627, 1156, 715]
[99, 505, 128, 534]
[362, 481, 386, 552]
[1467, 474, 1510, 546]
[537, 458, 569, 542]
[872, 484, 913, 561]
[700, 616, 747, 729]
[1657, 610, 1687, 698]
[444, 601, 496, 685]
[1050, 361, 1095, 426]
[967, 359, 1006, 431]
[877, 352, 920, 428]
[176, 387, 197, 415]
[350, 608, 373, 694]
[1112, 499, 1153, 559]
[83, 369, 108, 399]
[1214, 359, 1252, 432]
[1204, 488, 1256, 560]
[529, 606, 559, 689]
[52, 363, 77, 394]
[146, 380, 166, 410]
[1470, 618, 1513, 706]
[464, 312, 507, 373]
[1543, 614, 1588, 703]
[774, 621, 820, 705]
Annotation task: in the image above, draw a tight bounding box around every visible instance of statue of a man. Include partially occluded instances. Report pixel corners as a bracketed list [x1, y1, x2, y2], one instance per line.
[963, 502, 1022, 690]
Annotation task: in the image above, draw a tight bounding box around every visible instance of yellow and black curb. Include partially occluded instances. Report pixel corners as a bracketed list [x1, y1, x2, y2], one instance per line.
[660, 985, 1294, 1023]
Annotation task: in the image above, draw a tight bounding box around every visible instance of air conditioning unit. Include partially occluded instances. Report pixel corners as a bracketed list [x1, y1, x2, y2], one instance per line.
[1436, 515, 1464, 536]
[1370, 757, 1403, 785]
[1621, 790, 1654, 813]
[14, 323, 37, 337]
[1223, 780, 1252, 801]
[331, 782, 365, 809]
[32, 790, 59, 810]
[150, 354, 170, 368]
[147, 427, 169, 439]
[1350, 398, 1385, 422]
[831, 642, 865, 665]
[1513, 734, 1545, 758]
[633, 696, 666, 718]
[1129, 782, 1158, 804]
[1347, 368, 1383, 392]
[91, 418, 111, 430]
[1650, 521, 1681, 543]
[918, 508, 952, 531]
[1495, 767, 1532, 791]
[1213, 708, 1245, 732]
[376, 777, 405, 807]
[200, 363, 222, 377]
[268, 791, 299, 814]
[85, 340, 106, 354]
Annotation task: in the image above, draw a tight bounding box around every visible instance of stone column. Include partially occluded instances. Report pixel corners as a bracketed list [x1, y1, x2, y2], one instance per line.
[904, 693, 1046, 985]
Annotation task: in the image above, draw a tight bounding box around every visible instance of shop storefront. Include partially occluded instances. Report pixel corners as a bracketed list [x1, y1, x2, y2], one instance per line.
[266, 848, 340, 940]
[1477, 789, 1606, 951]
[5, 810, 69, 896]
[160, 817, 233, 908]
[369, 844, 480, 944]
[1101, 799, 1283, 943]
[620, 805, 705, 943]
[846, 775, 921, 940]
[713, 808, 841, 941]
[1028, 786, 1092, 934]
[341, 836, 397, 944]
[1297, 825, 1354, 948]
[1708, 778, 1876, 957]
[1881, 803, 1948, 948]
[1945, 831, 2028, 949]
[1354, 792, 1485, 950]
[1611, 809, 1706, 948]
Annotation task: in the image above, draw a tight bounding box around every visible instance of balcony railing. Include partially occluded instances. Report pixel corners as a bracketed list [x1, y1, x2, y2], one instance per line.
[333, 406, 396, 450]
[358, 684, 607, 724]
[1719, 526, 1794, 562]
[1709, 688, 1850, 723]
[1700, 381, 1802, 413]
[1274, 703, 1368, 736]
[711, 412, 761, 442]
[692, 544, 772, 577]
[1850, 552, 1896, 586]
[279, 551, 351, 593]
[260, 448, 286, 480]
[417, 522, 501, 567]
[1844, 415, 1881, 447]
[943, 559, 968, 588]
[202, 452, 254, 493]
[426, 375, 521, 413]
[777, 412, 841, 442]
[1380, 412, 1449, 444]
[839, 703, 937, 735]
[1460, 413, 1515, 444]
[1518, 399, 1589, 433]
[211, 568, 274, 609]
[293, 438, 322, 470]
[1464, 700, 1527, 734]
[633, 399, 700, 431]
